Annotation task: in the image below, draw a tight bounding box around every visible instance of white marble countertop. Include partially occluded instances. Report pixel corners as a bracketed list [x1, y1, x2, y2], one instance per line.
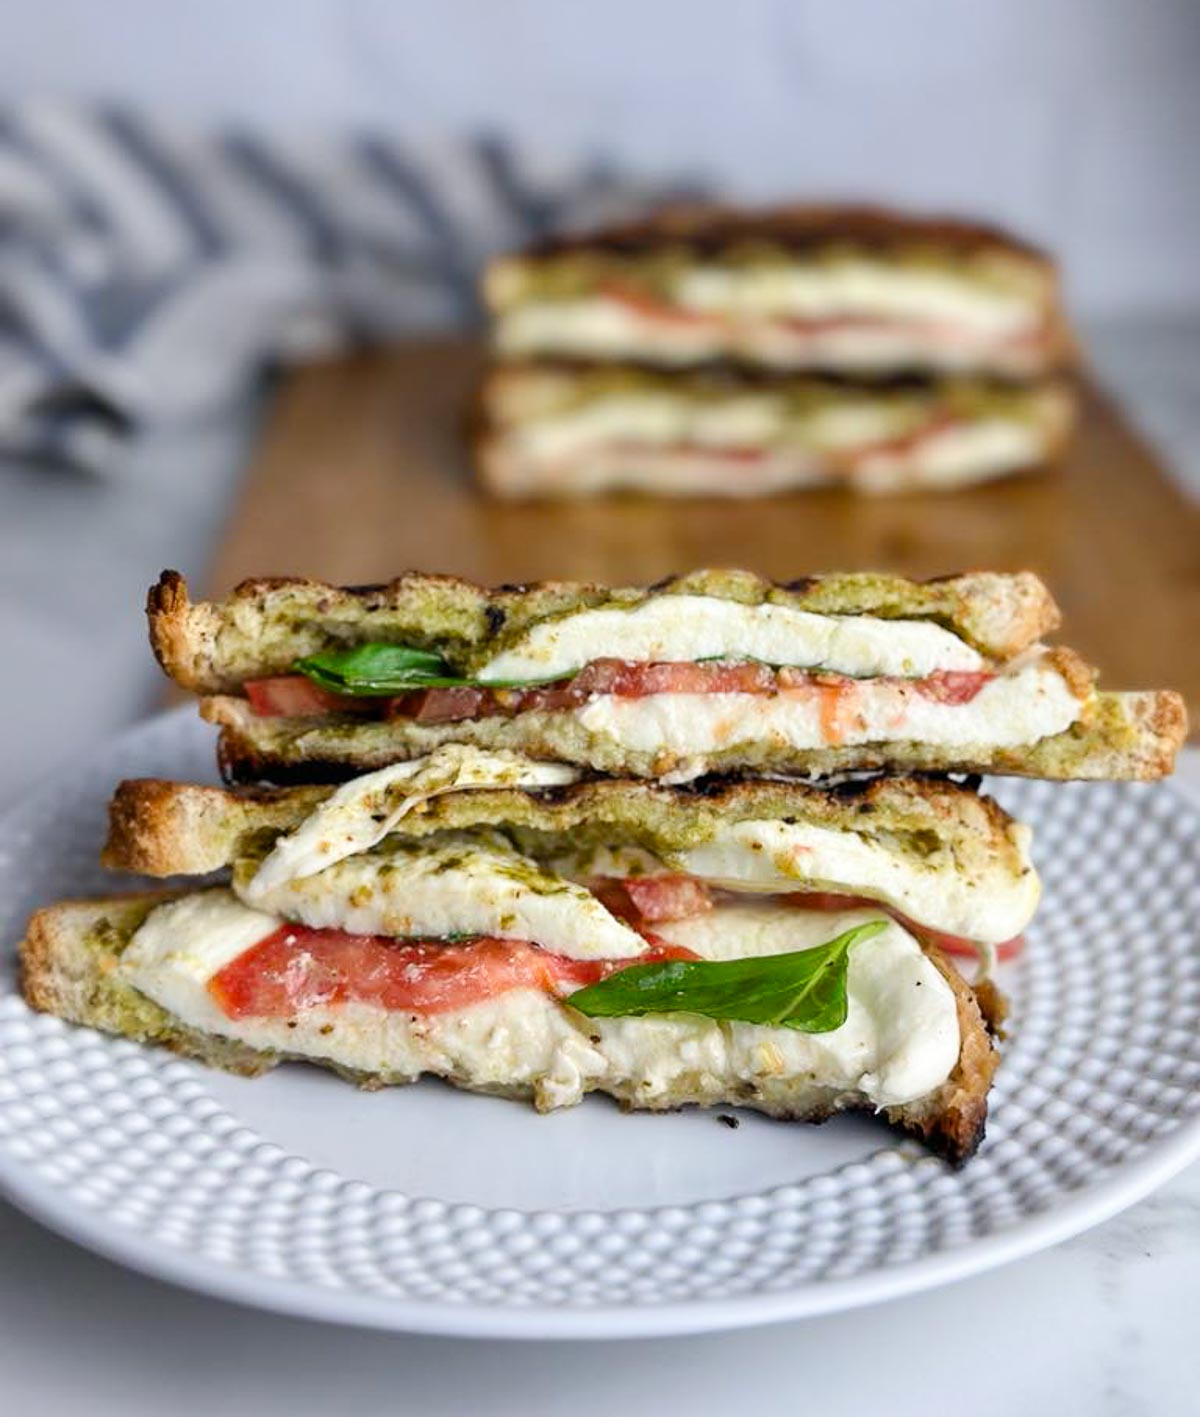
[0, 318, 1196, 1416]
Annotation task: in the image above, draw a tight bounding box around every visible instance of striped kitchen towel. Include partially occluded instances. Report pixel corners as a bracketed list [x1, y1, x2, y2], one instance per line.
[0, 104, 698, 470]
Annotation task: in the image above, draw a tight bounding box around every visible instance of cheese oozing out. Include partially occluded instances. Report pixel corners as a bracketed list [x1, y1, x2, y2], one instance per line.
[238, 834, 649, 962]
[248, 746, 580, 897]
[574, 650, 1081, 755]
[120, 894, 961, 1112]
[477, 595, 985, 684]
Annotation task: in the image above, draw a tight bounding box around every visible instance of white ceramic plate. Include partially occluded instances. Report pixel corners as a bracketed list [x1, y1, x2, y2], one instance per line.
[1, 708, 1198, 1338]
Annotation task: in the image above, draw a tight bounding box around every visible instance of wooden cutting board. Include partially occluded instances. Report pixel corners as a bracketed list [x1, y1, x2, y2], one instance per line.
[209, 338, 1200, 726]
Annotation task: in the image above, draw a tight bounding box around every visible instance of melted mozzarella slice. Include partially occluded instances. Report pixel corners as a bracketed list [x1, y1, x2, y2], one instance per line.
[119, 892, 282, 1036]
[247, 747, 580, 897]
[644, 903, 960, 1108]
[478, 595, 984, 683]
[236, 834, 647, 962]
[674, 818, 1038, 946]
[575, 650, 1079, 754]
[122, 895, 959, 1112]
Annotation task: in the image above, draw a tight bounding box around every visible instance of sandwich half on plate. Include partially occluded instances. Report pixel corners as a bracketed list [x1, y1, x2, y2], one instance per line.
[149, 568, 1187, 785]
[483, 204, 1074, 379]
[474, 367, 1075, 500]
[23, 749, 1024, 1163]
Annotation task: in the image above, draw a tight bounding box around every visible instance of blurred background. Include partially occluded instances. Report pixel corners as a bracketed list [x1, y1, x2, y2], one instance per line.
[4, 0, 1199, 309]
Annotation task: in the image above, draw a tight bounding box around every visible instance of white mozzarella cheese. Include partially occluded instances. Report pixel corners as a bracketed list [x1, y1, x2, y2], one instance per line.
[514, 391, 793, 459]
[118, 892, 283, 1036]
[574, 651, 1080, 755]
[478, 595, 984, 684]
[674, 262, 1038, 334]
[673, 818, 1037, 946]
[248, 746, 579, 897]
[496, 299, 726, 363]
[123, 895, 959, 1112]
[617, 903, 960, 1108]
[237, 835, 648, 962]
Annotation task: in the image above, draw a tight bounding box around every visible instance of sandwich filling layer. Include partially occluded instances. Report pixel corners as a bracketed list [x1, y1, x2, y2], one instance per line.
[481, 379, 1069, 495]
[572, 651, 1077, 755]
[488, 255, 1053, 374]
[119, 892, 961, 1112]
[234, 755, 1039, 949]
[493, 292, 1048, 374]
[486, 419, 1048, 495]
[245, 649, 1084, 758]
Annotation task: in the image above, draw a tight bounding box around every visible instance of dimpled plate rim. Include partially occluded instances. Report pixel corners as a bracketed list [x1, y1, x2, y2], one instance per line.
[0, 707, 1197, 1340]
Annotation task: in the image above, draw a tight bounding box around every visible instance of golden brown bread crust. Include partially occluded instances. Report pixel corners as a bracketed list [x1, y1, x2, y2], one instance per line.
[102, 771, 1031, 880]
[147, 568, 1062, 694]
[499, 202, 1054, 268]
[201, 685, 1185, 785]
[891, 947, 998, 1160]
[18, 889, 999, 1165]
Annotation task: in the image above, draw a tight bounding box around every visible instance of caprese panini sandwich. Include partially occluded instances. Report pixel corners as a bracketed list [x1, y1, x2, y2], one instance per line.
[148, 568, 1186, 785]
[22, 748, 1020, 1162]
[474, 366, 1075, 499]
[483, 204, 1074, 379]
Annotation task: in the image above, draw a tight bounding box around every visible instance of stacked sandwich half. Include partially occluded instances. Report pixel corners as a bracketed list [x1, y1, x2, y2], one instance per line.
[21, 569, 1184, 1165]
[475, 204, 1077, 497]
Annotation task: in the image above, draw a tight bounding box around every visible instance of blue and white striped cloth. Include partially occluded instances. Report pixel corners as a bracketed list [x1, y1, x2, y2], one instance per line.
[0, 105, 697, 470]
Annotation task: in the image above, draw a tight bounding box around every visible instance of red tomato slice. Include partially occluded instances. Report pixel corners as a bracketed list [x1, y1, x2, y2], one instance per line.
[779, 891, 1023, 962]
[208, 927, 698, 1021]
[387, 687, 487, 723]
[245, 675, 360, 717]
[571, 659, 779, 697]
[598, 281, 718, 327]
[249, 661, 993, 722]
[778, 891, 873, 914]
[912, 929, 1025, 962]
[591, 874, 713, 924]
[913, 670, 993, 705]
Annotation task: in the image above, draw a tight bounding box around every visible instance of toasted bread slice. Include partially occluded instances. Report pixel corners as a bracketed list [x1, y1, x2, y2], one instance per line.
[19, 889, 1000, 1165]
[200, 684, 1185, 786]
[489, 202, 1056, 277]
[102, 771, 1032, 883]
[148, 568, 1061, 694]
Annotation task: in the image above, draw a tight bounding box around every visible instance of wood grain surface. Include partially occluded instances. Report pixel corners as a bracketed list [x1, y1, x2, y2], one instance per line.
[209, 338, 1199, 724]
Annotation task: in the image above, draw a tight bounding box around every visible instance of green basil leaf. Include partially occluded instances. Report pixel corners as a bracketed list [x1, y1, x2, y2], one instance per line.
[294, 644, 479, 695]
[565, 919, 887, 1033]
[294, 643, 570, 695]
